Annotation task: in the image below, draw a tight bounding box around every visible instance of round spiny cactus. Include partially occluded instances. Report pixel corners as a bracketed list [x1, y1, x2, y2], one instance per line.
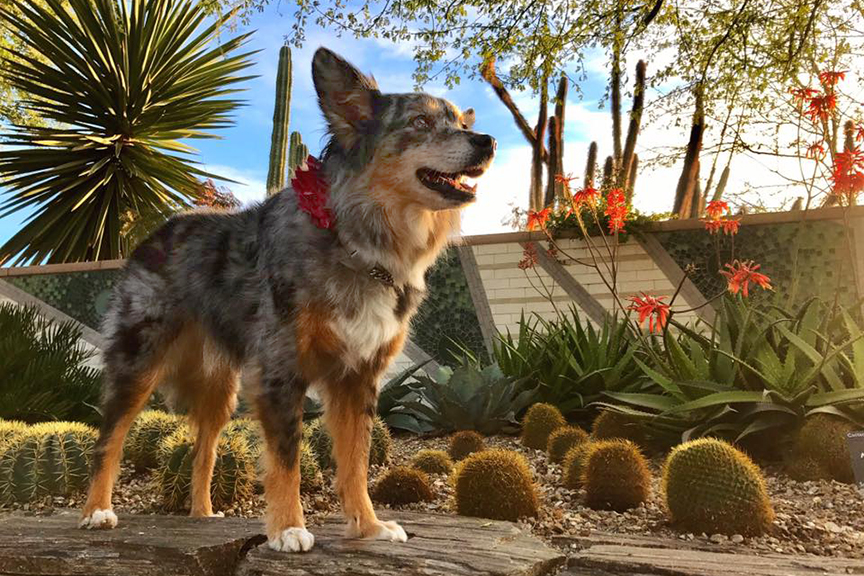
[448, 430, 485, 461]
[155, 425, 255, 512]
[561, 442, 593, 489]
[299, 441, 323, 491]
[125, 410, 184, 470]
[521, 403, 566, 450]
[591, 411, 646, 446]
[547, 426, 589, 464]
[0, 420, 27, 452]
[663, 438, 774, 536]
[0, 422, 97, 504]
[303, 417, 390, 470]
[790, 415, 855, 483]
[372, 466, 435, 506]
[582, 440, 651, 511]
[785, 457, 825, 482]
[411, 449, 453, 475]
[452, 449, 539, 521]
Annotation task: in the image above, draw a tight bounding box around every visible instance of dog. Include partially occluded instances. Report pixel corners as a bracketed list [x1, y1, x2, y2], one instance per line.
[79, 47, 495, 553]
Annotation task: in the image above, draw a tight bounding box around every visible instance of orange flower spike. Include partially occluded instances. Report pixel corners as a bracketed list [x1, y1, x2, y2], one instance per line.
[806, 142, 826, 160]
[856, 124, 864, 143]
[604, 188, 628, 233]
[720, 260, 773, 297]
[705, 200, 729, 220]
[628, 293, 671, 333]
[790, 87, 819, 102]
[806, 94, 837, 122]
[526, 208, 551, 231]
[721, 219, 740, 236]
[819, 70, 846, 88]
[702, 219, 724, 234]
[573, 186, 600, 207]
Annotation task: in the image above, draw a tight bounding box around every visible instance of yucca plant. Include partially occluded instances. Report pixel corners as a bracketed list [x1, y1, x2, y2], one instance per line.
[0, 0, 257, 264]
[0, 303, 101, 425]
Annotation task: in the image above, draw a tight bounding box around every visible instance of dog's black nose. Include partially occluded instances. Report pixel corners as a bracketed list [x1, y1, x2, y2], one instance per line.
[470, 133, 496, 151]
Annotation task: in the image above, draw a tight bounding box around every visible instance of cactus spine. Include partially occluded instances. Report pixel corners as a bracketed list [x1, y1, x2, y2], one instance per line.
[0, 422, 97, 503]
[266, 44, 293, 196]
[288, 131, 309, 179]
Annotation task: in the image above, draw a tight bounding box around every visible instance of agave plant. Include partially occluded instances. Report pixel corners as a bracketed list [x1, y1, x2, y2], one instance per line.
[0, 303, 101, 425]
[0, 0, 256, 264]
[602, 297, 864, 445]
[494, 307, 644, 418]
[391, 362, 536, 435]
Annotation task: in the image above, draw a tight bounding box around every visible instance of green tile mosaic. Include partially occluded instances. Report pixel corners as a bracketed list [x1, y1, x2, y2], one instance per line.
[655, 220, 859, 309]
[410, 247, 489, 366]
[7, 269, 120, 330]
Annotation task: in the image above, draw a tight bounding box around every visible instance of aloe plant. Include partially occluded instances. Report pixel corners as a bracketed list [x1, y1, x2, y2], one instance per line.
[602, 297, 864, 445]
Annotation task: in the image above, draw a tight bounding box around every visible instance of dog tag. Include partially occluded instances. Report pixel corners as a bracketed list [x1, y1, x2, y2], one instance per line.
[847, 431, 864, 486]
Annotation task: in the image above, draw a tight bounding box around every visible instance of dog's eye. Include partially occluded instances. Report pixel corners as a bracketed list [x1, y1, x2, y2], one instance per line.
[411, 115, 433, 130]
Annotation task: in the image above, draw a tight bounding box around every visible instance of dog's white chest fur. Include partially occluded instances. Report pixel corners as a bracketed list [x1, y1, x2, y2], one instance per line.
[330, 288, 403, 368]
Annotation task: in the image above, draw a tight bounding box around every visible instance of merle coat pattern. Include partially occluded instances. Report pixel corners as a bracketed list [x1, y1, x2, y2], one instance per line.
[79, 47, 495, 553]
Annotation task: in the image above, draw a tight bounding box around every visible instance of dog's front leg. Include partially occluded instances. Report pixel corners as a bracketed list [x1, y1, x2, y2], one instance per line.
[323, 376, 407, 543]
[255, 367, 314, 553]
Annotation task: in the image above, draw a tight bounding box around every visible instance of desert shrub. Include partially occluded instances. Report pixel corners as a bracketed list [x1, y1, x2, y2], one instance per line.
[411, 449, 453, 475]
[582, 440, 651, 511]
[155, 425, 255, 512]
[452, 449, 538, 521]
[0, 422, 97, 503]
[371, 466, 434, 506]
[788, 415, 855, 483]
[663, 438, 774, 536]
[521, 403, 565, 450]
[561, 442, 593, 489]
[0, 303, 101, 425]
[547, 426, 589, 464]
[449, 430, 485, 461]
[125, 410, 184, 470]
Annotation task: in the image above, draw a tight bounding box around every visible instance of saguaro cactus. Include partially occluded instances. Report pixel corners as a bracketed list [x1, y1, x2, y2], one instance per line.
[545, 76, 568, 206]
[584, 141, 598, 189]
[266, 44, 293, 196]
[288, 131, 309, 178]
[620, 60, 646, 202]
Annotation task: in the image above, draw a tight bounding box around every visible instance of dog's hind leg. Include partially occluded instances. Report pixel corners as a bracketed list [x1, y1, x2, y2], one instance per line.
[174, 332, 240, 518]
[254, 365, 313, 552]
[80, 314, 179, 529]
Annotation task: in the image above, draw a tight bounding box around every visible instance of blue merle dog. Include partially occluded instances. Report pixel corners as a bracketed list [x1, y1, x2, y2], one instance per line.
[79, 47, 495, 553]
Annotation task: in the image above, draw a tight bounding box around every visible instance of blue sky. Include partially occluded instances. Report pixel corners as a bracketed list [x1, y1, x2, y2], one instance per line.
[0, 3, 804, 249]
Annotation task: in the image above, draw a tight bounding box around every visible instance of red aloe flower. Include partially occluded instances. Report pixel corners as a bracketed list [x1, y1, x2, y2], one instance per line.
[518, 243, 539, 270]
[555, 173, 578, 190]
[526, 208, 551, 231]
[604, 188, 628, 233]
[702, 219, 724, 234]
[831, 148, 864, 205]
[806, 93, 837, 122]
[628, 293, 671, 333]
[721, 219, 741, 235]
[806, 142, 826, 159]
[856, 124, 864, 143]
[572, 186, 600, 207]
[790, 87, 820, 102]
[705, 200, 729, 219]
[292, 156, 334, 229]
[819, 70, 846, 88]
[720, 260, 773, 297]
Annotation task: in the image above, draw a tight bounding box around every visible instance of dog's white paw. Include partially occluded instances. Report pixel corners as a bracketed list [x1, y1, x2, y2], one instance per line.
[268, 527, 315, 553]
[79, 508, 118, 530]
[368, 520, 408, 542]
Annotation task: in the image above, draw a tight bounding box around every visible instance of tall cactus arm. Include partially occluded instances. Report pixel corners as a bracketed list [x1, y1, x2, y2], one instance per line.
[266, 44, 293, 196]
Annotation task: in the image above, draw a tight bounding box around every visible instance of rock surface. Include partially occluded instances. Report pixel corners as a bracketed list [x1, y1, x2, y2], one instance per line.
[0, 510, 565, 576]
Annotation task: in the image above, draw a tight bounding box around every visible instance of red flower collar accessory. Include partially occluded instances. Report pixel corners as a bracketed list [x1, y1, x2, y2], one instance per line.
[292, 155, 334, 230]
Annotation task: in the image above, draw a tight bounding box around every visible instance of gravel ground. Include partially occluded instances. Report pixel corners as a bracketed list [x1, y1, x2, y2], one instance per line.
[4, 434, 863, 559]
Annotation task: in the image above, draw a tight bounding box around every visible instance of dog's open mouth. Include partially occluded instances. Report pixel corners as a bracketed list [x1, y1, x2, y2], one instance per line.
[416, 166, 486, 201]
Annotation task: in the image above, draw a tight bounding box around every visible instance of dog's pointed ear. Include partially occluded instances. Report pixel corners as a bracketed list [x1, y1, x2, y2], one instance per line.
[462, 108, 476, 129]
[313, 48, 380, 149]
